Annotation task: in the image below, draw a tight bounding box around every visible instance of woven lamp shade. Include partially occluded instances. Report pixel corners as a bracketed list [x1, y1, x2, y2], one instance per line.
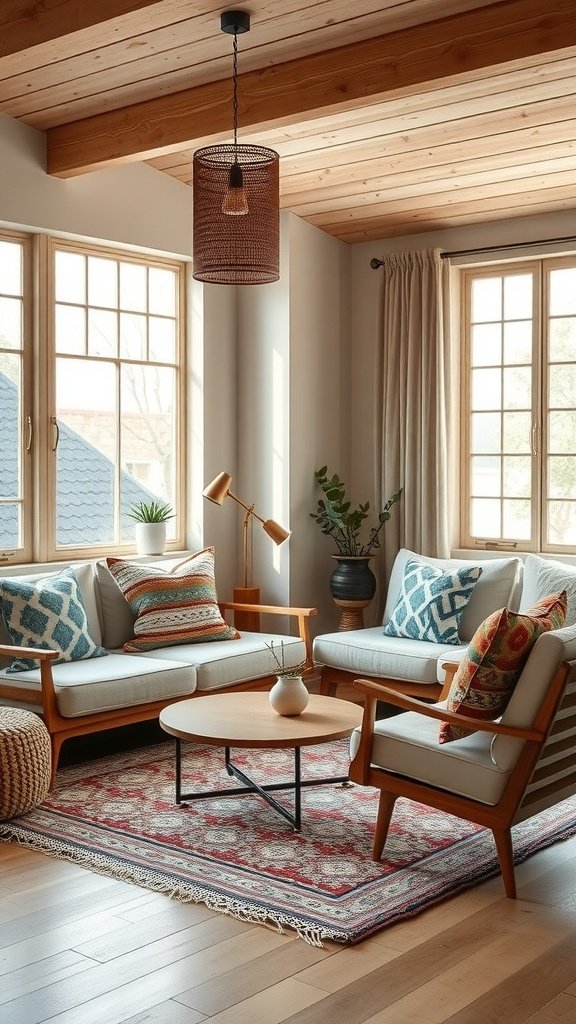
[193, 143, 279, 285]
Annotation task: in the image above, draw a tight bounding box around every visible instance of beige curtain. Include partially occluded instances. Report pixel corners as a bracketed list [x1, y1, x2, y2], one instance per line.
[375, 249, 453, 594]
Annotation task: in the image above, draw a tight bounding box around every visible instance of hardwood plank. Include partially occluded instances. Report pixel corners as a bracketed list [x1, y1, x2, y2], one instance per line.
[293, 941, 400, 993]
[27, 926, 291, 1024]
[0, 910, 128, 974]
[525, 993, 576, 1023]
[0, 949, 99, 1003]
[186, 977, 325, 1024]
[121, 1002, 206, 1024]
[46, 0, 576, 176]
[73, 902, 216, 961]
[174, 937, 333, 1014]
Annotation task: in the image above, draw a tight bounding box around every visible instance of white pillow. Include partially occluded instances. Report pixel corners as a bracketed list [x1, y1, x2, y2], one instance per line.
[520, 554, 576, 626]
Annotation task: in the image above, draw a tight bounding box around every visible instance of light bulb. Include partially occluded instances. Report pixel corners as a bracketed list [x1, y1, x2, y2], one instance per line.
[222, 161, 249, 216]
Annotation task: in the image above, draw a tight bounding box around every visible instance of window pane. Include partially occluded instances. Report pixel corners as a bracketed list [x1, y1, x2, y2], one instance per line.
[120, 364, 176, 541]
[548, 456, 576, 498]
[503, 274, 532, 319]
[0, 297, 22, 349]
[471, 277, 501, 322]
[0, 240, 22, 295]
[549, 318, 576, 361]
[550, 267, 576, 316]
[471, 412, 501, 453]
[471, 324, 500, 366]
[503, 499, 531, 539]
[55, 304, 85, 354]
[0, 503, 20, 548]
[503, 456, 531, 498]
[149, 267, 176, 316]
[55, 358, 117, 547]
[471, 456, 500, 496]
[88, 309, 117, 358]
[549, 410, 576, 453]
[502, 412, 531, 453]
[120, 313, 147, 360]
[549, 364, 576, 408]
[503, 321, 531, 364]
[503, 366, 531, 409]
[55, 251, 85, 303]
[120, 262, 146, 312]
[548, 502, 576, 544]
[472, 368, 501, 409]
[149, 317, 176, 363]
[0, 353, 20, 498]
[88, 256, 117, 308]
[471, 498, 501, 537]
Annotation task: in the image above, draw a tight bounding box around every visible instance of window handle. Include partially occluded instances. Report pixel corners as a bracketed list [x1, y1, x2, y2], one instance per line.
[51, 415, 60, 452]
[25, 415, 32, 453]
[531, 423, 539, 456]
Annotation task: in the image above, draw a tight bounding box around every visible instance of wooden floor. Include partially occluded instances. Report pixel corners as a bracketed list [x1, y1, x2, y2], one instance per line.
[2, 820, 576, 1024]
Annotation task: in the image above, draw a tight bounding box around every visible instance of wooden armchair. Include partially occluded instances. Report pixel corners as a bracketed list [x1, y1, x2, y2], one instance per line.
[349, 625, 576, 897]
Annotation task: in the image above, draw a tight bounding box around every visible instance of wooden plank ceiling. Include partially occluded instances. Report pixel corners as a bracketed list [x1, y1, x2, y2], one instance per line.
[2, 0, 576, 242]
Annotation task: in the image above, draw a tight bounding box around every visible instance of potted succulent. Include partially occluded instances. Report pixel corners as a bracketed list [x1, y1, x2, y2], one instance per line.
[128, 500, 174, 556]
[310, 466, 402, 617]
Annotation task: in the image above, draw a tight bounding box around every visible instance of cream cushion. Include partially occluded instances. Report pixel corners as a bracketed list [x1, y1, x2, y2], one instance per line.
[350, 707, 511, 805]
[137, 632, 306, 691]
[384, 550, 523, 642]
[0, 653, 197, 717]
[313, 627, 467, 685]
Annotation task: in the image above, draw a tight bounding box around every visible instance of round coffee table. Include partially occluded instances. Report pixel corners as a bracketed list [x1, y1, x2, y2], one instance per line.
[159, 692, 363, 832]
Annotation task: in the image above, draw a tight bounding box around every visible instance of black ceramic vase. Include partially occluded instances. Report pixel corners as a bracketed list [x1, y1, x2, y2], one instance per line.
[329, 556, 376, 602]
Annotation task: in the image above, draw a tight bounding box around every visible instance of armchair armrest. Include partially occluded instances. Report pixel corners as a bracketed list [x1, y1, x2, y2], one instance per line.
[352, 678, 544, 742]
[0, 644, 59, 661]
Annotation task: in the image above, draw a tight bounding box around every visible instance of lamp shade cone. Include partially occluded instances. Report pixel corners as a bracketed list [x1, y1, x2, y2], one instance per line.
[203, 472, 232, 505]
[263, 519, 290, 545]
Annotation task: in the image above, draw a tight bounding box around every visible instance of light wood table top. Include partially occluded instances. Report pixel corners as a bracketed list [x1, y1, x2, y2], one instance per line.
[159, 692, 363, 749]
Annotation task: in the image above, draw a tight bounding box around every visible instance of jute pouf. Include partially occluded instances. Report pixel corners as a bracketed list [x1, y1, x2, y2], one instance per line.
[0, 708, 51, 820]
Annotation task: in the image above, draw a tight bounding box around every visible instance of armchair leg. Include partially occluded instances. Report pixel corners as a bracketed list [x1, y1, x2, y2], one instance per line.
[372, 791, 398, 860]
[492, 827, 517, 899]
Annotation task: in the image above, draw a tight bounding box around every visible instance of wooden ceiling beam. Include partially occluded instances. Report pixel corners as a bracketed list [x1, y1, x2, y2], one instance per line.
[0, 0, 166, 58]
[47, 0, 576, 178]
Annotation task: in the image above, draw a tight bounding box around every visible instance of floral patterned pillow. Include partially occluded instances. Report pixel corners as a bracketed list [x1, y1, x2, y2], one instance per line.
[439, 591, 567, 743]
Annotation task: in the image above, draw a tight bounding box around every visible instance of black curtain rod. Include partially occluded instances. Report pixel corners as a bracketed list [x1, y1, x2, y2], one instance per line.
[370, 234, 576, 268]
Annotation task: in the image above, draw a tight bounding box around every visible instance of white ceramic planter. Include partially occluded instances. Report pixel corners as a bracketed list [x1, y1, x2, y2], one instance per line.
[269, 675, 310, 716]
[135, 522, 166, 556]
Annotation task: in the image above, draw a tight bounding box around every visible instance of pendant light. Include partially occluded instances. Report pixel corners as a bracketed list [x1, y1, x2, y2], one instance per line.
[192, 11, 280, 285]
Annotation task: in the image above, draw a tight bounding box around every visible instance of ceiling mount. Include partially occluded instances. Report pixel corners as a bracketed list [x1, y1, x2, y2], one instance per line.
[220, 10, 250, 35]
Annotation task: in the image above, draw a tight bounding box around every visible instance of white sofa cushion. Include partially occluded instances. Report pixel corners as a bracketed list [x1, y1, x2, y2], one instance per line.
[136, 632, 306, 691]
[0, 653, 197, 717]
[520, 554, 576, 625]
[350, 707, 511, 805]
[313, 627, 467, 685]
[384, 549, 523, 642]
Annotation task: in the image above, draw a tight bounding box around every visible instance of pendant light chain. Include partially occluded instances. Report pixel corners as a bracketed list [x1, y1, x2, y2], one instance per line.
[232, 29, 239, 157]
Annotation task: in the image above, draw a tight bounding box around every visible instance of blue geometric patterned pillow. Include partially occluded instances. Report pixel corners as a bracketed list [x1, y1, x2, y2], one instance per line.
[383, 558, 483, 645]
[0, 569, 108, 672]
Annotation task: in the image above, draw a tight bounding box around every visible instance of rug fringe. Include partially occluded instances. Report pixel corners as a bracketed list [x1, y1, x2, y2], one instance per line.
[0, 825, 347, 948]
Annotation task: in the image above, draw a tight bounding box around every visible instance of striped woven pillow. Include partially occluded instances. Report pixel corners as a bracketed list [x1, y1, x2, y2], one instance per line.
[106, 547, 239, 651]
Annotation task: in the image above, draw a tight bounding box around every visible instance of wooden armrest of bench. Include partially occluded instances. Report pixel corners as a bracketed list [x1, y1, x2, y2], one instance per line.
[352, 679, 544, 742]
[0, 644, 59, 661]
[219, 603, 317, 617]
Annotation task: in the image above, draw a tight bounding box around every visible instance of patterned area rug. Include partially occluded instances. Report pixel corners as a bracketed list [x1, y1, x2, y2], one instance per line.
[2, 739, 576, 945]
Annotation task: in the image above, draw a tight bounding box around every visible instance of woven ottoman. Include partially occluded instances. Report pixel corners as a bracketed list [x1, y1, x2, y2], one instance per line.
[0, 708, 51, 819]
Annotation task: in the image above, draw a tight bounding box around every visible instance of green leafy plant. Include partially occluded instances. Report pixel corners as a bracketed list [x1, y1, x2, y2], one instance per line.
[266, 640, 309, 678]
[310, 466, 402, 557]
[128, 500, 174, 524]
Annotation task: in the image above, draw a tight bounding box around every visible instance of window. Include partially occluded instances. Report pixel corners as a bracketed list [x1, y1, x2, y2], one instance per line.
[0, 235, 185, 565]
[461, 256, 576, 553]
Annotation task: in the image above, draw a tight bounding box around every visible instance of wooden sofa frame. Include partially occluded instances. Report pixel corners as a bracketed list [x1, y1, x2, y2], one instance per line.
[0, 601, 316, 787]
[349, 659, 576, 897]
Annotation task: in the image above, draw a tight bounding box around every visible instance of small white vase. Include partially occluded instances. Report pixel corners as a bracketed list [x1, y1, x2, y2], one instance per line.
[135, 522, 166, 556]
[269, 675, 310, 716]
